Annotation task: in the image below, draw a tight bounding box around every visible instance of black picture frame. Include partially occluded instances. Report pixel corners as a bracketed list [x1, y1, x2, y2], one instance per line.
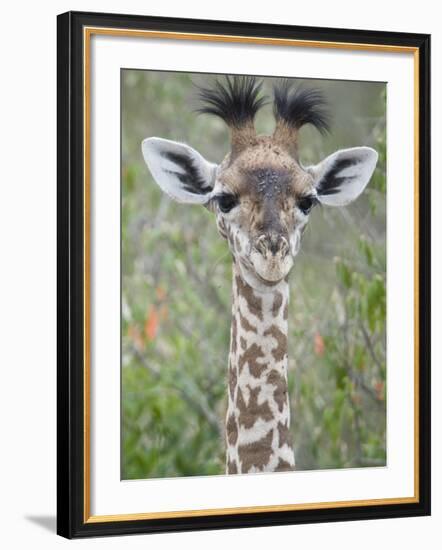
[57, 10, 431, 539]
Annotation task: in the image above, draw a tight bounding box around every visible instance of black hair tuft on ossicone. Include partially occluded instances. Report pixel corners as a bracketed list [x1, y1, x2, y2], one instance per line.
[196, 75, 268, 128]
[273, 80, 330, 134]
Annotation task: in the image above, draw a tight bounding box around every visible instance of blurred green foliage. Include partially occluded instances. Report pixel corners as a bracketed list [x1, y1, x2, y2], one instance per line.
[121, 70, 386, 479]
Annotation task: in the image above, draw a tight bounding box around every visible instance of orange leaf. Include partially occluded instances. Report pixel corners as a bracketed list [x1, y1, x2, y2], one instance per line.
[127, 324, 145, 352]
[314, 332, 325, 357]
[156, 286, 167, 301]
[145, 305, 159, 341]
[374, 380, 385, 401]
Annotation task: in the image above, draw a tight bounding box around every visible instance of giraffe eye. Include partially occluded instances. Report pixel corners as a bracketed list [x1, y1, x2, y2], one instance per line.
[297, 195, 317, 215]
[217, 193, 238, 213]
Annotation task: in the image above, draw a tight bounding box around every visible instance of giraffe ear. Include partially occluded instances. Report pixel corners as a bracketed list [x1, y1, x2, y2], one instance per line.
[308, 147, 378, 206]
[141, 137, 218, 204]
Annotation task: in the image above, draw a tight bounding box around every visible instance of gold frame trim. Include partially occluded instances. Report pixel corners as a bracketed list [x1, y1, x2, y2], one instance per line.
[83, 27, 420, 524]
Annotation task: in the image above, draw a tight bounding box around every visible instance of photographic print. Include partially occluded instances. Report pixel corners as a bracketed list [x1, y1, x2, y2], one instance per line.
[122, 71, 386, 479]
[57, 12, 430, 537]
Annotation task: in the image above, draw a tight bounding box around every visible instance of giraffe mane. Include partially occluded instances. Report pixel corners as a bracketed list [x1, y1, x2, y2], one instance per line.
[195, 75, 268, 129]
[272, 80, 331, 134]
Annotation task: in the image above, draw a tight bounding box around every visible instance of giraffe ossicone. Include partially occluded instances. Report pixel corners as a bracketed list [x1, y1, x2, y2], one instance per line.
[142, 76, 378, 474]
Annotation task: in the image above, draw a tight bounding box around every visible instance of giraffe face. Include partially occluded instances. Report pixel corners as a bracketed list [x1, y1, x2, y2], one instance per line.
[141, 77, 377, 290]
[211, 138, 315, 288]
[142, 136, 378, 290]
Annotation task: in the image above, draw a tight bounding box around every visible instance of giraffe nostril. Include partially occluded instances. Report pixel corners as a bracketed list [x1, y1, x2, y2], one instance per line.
[255, 235, 268, 255]
[255, 235, 289, 258]
[278, 236, 289, 257]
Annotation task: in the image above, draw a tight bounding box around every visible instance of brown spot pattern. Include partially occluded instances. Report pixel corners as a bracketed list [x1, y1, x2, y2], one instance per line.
[263, 325, 287, 362]
[283, 302, 288, 320]
[272, 291, 283, 317]
[277, 421, 292, 448]
[236, 276, 263, 320]
[267, 370, 288, 412]
[226, 226, 234, 245]
[235, 235, 242, 252]
[231, 316, 237, 354]
[240, 336, 247, 350]
[228, 361, 237, 401]
[217, 218, 227, 239]
[239, 310, 257, 333]
[238, 343, 266, 377]
[274, 458, 294, 472]
[238, 429, 274, 473]
[226, 414, 238, 446]
[227, 460, 238, 474]
[237, 386, 274, 429]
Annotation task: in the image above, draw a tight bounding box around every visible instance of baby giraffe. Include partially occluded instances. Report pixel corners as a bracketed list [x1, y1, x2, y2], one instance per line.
[142, 76, 378, 474]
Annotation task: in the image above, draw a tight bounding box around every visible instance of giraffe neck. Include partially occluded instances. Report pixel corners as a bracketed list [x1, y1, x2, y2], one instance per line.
[226, 261, 295, 474]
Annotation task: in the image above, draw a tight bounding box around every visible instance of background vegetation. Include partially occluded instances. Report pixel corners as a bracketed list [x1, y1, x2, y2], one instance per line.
[121, 70, 386, 479]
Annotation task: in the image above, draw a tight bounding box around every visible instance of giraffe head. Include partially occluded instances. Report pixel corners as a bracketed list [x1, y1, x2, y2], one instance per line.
[142, 77, 378, 291]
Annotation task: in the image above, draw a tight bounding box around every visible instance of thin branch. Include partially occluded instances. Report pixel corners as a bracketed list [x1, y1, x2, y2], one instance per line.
[129, 344, 222, 434]
[345, 366, 384, 408]
[183, 245, 227, 311]
[358, 319, 384, 374]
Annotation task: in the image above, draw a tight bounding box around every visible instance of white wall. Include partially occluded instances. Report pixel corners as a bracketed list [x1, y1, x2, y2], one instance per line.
[0, 1, 439, 548]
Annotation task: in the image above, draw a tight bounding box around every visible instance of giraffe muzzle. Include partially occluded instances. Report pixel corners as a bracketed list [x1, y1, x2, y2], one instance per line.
[254, 234, 289, 259]
[248, 234, 293, 283]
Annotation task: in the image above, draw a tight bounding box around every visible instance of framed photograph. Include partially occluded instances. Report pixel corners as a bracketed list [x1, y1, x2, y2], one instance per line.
[57, 11, 431, 538]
